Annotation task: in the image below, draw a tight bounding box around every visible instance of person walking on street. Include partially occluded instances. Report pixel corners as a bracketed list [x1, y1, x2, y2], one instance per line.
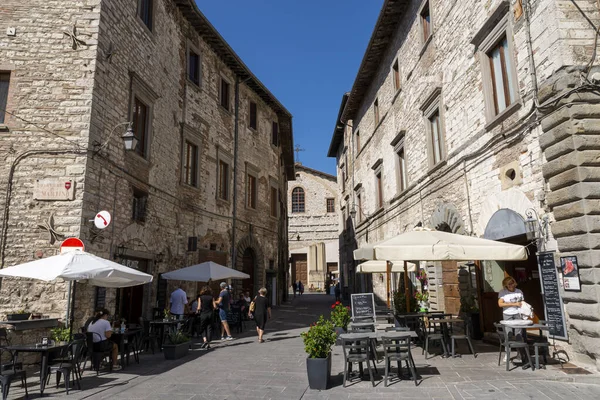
[215, 282, 233, 340]
[334, 282, 341, 302]
[197, 286, 216, 349]
[298, 281, 304, 295]
[292, 281, 297, 297]
[170, 285, 188, 320]
[250, 287, 272, 343]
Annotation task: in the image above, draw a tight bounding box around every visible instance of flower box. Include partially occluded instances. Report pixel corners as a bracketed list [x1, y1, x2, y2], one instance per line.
[163, 341, 190, 360]
[7, 313, 31, 321]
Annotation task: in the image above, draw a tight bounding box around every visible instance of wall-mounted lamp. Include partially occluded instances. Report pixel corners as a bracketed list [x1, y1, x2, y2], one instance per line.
[524, 208, 549, 247]
[155, 251, 165, 263]
[349, 206, 357, 221]
[296, 233, 301, 241]
[121, 123, 138, 151]
[115, 244, 127, 259]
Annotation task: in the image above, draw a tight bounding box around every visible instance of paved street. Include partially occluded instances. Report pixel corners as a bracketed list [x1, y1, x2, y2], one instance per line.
[6, 294, 600, 400]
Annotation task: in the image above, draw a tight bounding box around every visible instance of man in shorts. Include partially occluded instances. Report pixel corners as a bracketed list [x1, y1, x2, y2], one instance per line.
[215, 282, 233, 340]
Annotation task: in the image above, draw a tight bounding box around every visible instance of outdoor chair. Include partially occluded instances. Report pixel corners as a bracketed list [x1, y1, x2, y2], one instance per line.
[45, 338, 86, 394]
[350, 325, 374, 333]
[450, 320, 476, 358]
[0, 346, 27, 400]
[381, 335, 418, 387]
[385, 326, 410, 332]
[341, 336, 376, 387]
[0, 329, 22, 373]
[351, 316, 375, 323]
[493, 322, 533, 371]
[85, 332, 113, 375]
[531, 320, 549, 369]
[138, 318, 159, 354]
[226, 310, 243, 333]
[423, 316, 447, 359]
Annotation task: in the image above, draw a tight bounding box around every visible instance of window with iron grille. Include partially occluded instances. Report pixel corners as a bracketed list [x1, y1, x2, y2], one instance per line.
[132, 189, 148, 222]
[326, 198, 335, 213]
[218, 160, 230, 201]
[247, 173, 257, 209]
[291, 187, 305, 213]
[138, 0, 153, 31]
[184, 141, 199, 187]
[0, 72, 9, 124]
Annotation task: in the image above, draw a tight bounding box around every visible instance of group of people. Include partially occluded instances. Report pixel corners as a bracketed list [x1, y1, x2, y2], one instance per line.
[291, 280, 304, 297]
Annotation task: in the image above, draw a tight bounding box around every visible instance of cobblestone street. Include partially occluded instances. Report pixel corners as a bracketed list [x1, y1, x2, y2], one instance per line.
[4, 294, 600, 400]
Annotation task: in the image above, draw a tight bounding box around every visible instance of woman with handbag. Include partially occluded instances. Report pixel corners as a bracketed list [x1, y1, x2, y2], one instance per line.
[249, 287, 271, 343]
[197, 286, 216, 350]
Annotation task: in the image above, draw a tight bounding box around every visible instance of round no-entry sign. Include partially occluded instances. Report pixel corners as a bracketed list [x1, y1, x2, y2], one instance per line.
[94, 210, 112, 229]
[60, 238, 85, 254]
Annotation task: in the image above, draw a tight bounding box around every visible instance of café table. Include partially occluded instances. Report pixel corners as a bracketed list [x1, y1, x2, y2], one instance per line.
[434, 317, 463, 357]
[111, 329, 142, 369]
[501, 322, 549, 370]
[6, 342, 69, 396]
[150, 320, 179, 348]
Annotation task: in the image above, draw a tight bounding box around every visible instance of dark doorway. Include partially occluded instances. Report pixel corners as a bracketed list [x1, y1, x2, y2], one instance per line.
[242, 248, 256, 296]
[118, 259, 148, 323]
[291, 254, 307, 287]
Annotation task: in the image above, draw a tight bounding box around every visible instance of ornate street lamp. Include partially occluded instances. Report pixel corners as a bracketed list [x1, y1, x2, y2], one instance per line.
[121, 123, 138, 151]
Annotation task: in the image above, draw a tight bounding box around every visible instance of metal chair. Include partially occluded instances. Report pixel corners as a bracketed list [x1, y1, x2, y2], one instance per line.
[531, 320, 549, 369]
[450, 320, 476, 358]
[385, 326, 410, 332]
[341, 336, 376, 387]
[138, 318, 159, 354]
[45, 339, 86, 394]
[85, 332, 113, 375]
[381, 335, 418, 387]
[423, 315, 447, 359]
[494, 322, 533, 371]
[0, 346, 27, 400]
[0, 329, 22, 373]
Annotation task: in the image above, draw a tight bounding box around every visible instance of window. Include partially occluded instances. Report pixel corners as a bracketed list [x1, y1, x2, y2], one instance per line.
[249, 101, 257, 130]
[488, 36, 516, 115]
[132, 96, 149, 157]
[291, 187, 305, 213]
[218, 160, 230, 201]
[341, 169, 346, 192]
[188, 49, 200, 86]
[374, 99, 380, 127]
[183, 141, 199, 187]
[420, 88, 446, 168]
[429, 111, 442, 164]
[375, 171, 383, 209]
[132, 189, 148, 222]
[355, 130, 361, 155]
[271, 122, 279, 146]
[270, 187, 278, 217]
[326, 198, 335, 213]
[0, 72, 9, 124]
[220, 78, 230, 111]
[392, 60, 400, 92]
[138, 0, 153, 31]
[420, 1, 431, 43]
[246, 173, 257, 209]
[396, 147, 408, 192]
[357, 193, 364, 223]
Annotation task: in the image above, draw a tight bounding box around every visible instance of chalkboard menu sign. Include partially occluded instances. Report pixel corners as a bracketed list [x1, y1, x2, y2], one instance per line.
[156, 274, 168, 310]
[537, 252, 568, 340]
[350, 293, 376, 319]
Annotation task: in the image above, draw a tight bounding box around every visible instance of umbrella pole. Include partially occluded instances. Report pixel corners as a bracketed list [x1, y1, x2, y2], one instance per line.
[404, 261, 410, 313]
[69, 281, 77, 339]
[386, 261, 391, 308]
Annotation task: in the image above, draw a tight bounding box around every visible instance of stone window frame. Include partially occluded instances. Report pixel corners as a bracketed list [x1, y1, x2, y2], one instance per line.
[374, 98, 380, 127]
[219, 75, 232, 112]
[354, 183, 365, 224]
[419, 87, 446, 170]
[471, 1, 521, 129]
[372, 159, 384, 210]
[391, 130, 408, 194]
[0, 64, 14, 131]
[291, 186, 306, 214]
[136, 0, 155, 35]
[271, 121, 279, 147]
[326, 198, 335, 213]
[132, 186, 149, 223]
[181, 124, 202, 189]
[216, 147, 233, 202]
[248, 99, 258, 131]
[269, 177, 279, 218]
[245, 162, 260, 210]
[129, 72, 158, 160]
[355, 129, 361, 156]
[418, 0, 434, 55]
[186, 41, 202, 88]
[391, 58, 401, 94]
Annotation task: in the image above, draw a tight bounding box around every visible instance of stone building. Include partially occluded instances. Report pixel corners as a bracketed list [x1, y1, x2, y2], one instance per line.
[288, 163, 339, 292]
[0, 0, 294, 328]
[328, 0, 600, 370]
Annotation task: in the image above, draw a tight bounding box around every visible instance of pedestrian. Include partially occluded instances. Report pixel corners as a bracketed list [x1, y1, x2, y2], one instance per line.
[190, 294, 200, 315]
[250, 287, 271, 343]
[498, 276, 526, 363]
[298, 280, 304, 295]
[215, 282, 234, 340]
[244, 291, 252, 304]
[197, 286, 216, 349]
[292, 281, 297, 297]
[169, 285, 188, 320]
[334, 282, 341, 302]
[87, 308, 121, 371]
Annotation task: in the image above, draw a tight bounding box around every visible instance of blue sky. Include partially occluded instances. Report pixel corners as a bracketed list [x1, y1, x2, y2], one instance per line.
[198, 0, 383, 175]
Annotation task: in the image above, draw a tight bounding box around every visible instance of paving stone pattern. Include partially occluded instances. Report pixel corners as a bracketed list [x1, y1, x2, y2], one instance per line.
[6, 294, 600, 399]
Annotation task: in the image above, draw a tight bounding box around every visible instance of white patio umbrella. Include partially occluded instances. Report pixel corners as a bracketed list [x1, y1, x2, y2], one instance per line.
[355, 260, 417, 273]
[161, 261, 250, 282]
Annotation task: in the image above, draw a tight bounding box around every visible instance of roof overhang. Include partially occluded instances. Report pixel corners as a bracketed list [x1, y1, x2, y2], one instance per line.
[327, 93, 349, 158]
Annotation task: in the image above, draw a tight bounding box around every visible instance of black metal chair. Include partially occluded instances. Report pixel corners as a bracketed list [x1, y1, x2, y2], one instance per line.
[85, 332, 113, 375]
[423, 315, 447, 359]
[0, 329, 22, 373]
[450, 320, 476, 358]
[341, 336, 376, 387]
[494, 322, 533, 371]
[0, 346, 27, 400]
[381, 335, 418, 387]
[138, 318, 159, 354]
[531, 320, 549, 369]
[45, 338, 86, 394]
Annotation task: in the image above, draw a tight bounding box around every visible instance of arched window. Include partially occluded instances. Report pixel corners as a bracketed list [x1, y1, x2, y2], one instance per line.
[291, 187, 305, 213]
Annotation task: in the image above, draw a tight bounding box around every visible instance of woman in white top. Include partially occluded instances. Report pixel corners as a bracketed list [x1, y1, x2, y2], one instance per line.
[497, 276, 526, 362]
[87, 308, 120, 371]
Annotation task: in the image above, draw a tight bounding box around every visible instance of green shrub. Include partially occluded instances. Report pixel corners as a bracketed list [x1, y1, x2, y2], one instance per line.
[301, 315, 336, 359]
[330, 301, 350, 330]
[50, 327, 71, 342]
[167, 330, 190, 345]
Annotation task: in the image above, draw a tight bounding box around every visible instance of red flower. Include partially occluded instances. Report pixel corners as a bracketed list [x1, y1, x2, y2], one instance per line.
[331, 305, 335, 309]
[335, 301, 341, 305]
[346, 306, 350, 310]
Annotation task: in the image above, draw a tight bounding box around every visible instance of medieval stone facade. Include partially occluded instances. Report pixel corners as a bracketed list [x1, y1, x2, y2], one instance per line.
[0, 0, 294, 327]
[288, 163, 338, 291]
[329, 0, 600, 370]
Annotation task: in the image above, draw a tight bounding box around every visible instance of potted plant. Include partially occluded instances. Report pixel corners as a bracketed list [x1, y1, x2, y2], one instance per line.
[301, 315, 337, 390]
[7, 309, 31, 321]
[50, 327, 71, 344]
[330, 301, 351, 337]
[163, 308, 170, 322]
[163, 330, 191, 360]
[460, 294, 483, 339]
[415, 291, 429, 311]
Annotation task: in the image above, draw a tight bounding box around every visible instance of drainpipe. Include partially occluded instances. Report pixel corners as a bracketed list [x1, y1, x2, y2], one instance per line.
[524, 0, 539, 109]
[231, 77, 241, 271]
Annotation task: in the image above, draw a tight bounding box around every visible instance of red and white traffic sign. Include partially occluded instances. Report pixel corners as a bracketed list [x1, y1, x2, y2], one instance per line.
[94, 210, 111, 229]
[60, 238, 85, 254]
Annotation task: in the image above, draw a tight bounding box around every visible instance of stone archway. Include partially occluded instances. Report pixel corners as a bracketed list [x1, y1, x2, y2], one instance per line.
[235, 234, 265, 296]
[430, 203, 465, 234]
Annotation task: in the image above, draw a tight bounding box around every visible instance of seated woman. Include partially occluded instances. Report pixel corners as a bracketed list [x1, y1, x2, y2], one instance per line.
[87, 308, 120, 370]
[233, 293, 247, 313]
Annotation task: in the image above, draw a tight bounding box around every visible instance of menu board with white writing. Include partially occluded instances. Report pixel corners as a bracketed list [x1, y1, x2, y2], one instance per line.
[537, 252, 568, 340]
[350, 293, 375, 319]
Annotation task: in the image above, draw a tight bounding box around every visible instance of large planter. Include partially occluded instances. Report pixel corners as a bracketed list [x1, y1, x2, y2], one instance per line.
[306, 355, 331, 390]
[7, 313, 31, 321]
[163, 341, 190, 360]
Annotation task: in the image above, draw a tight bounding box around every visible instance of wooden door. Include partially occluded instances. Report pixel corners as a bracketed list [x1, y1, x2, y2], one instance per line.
[293, 254, 307, 284]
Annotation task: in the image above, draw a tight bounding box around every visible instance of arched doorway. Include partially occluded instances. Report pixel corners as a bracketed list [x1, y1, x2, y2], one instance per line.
[242, 248, 256, 296]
